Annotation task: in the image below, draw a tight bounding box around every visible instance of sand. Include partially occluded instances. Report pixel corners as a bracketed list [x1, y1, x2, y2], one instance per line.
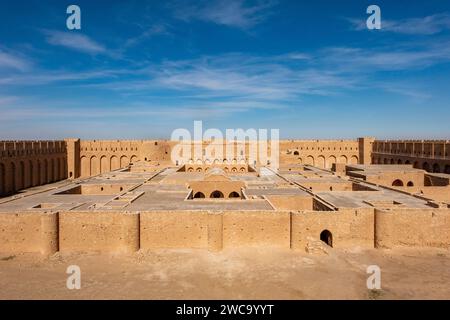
[1, 247, 449, 300]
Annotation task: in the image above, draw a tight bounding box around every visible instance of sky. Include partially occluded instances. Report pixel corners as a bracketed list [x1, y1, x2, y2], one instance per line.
[1, 0, 450, 140]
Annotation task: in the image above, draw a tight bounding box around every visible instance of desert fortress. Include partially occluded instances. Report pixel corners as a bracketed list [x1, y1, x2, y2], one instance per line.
[0, 137, 450, 255]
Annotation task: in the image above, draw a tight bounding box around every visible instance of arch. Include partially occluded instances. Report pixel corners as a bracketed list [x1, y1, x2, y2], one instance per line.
[224, 167, 229, 173]
[229, 191, 240, 198]
[405, 160, 411, 165]
[433, 163, 441, 173]
[48, 159, 53, 182]
[413, 161, 419, 169]
[305, 155, 314, 166]
[196, 167, 202, 172]
[60, 158, 65, 180]
[445, 165, 450, 174]
[55, 158, 60, 181]
[11, 162, 16, 193]
[407, 181, 414, 187]
[19, 161, 25, 190]
[130, 155, 138, 163]
[0, 163, 5, 196]
[187, 167, 194, 172]
[397, 159, 403, 164]
[390, 159, 395, 164]
[110, 156, 119, 171]
[90, 156, 100, 176]
[423, 162, 430, 172]
[293, 151, 299, 156]
[383, 158, 388, 164]
[392, 179, 404, 187]
[327, 156, 336, 169]
[231, 167, 238, 173]
[298, 158, 303, 164]
[210, 190, 224, 198]
[43, 159, 48, 183]
[37, 160, 42, 185]
[350, 155, 358, 165]
[317, 156, 325, 168]
[120, 155, 129, 168]
[239, 167, 246, 172]
[28, 160, 36, 187]
[320, 230, 333, 247]
[100, 156, 109, 173]
[193, 192, 205, 199]
[338, 155, 348, 164]
[80, 156, 89, 178]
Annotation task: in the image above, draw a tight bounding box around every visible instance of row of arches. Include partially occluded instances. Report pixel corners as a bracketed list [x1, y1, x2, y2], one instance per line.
[373, 157, 450, 174]
[193, 191, 241, 199]
[296, 155, 359, 168]
[392, 179, 414, 187]
[186, 159, 247, 165]
[0, 157, 67, 196]
[80, 155, 138, 178]
[186, 167, 246, 173]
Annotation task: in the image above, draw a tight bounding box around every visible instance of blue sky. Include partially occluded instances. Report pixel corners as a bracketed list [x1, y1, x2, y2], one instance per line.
[1, 0, 450, 139]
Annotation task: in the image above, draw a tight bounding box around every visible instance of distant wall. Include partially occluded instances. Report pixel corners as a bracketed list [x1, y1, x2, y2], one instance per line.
[372, 140, 450, 174]
[0, 141, 67, 197]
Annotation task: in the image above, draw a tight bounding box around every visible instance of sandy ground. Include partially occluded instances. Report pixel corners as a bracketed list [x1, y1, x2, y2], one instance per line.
[1, 247, 450, 300]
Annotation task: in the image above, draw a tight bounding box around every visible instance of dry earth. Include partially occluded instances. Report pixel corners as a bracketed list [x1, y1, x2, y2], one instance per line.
[1, 247, 449, 300]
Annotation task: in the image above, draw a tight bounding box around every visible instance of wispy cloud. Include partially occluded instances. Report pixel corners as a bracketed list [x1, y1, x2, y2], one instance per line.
[0, 49, 31, 71]
[347, 13, 450, 35]
[171, 0, 276, 29]
[43, 30, 107, 55]
[125, 23, 171, 48]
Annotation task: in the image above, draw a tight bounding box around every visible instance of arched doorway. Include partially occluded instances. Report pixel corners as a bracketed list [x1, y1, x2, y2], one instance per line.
[423, 162, 430, 172]
[229, 191, 240, 198]
[433, 163, 441, 173]
[0, 163, 5, 195]
[210, 190, 224, 198]
[392, 179, 404, 187]
[320, 230, 333, 247]
[407, 181, 414, 187]
[193, 192, 205, 199]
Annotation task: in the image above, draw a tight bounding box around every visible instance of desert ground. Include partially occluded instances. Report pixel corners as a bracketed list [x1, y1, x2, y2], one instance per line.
[1, 247, 449, 300]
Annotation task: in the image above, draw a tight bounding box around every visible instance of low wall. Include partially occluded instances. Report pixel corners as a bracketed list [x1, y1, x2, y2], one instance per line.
[291, 208, 374, 250]
[1, 207, 450, 254]
[375, 208, 450, 248]
[0, 212, 58, 254]
[59, 211, 139, 253]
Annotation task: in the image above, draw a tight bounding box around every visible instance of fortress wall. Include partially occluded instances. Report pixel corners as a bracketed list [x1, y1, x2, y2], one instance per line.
[375, 208, 450, 248]
[140, 211, 209, 249]
[279, 139, 362, 168]
[0, 212, 58, 254]
[59, 211, 139, 253]
[2, 208, 450, 255]
[222, 211, 290, 248]
[291, 208, 375, 250]
[0, 141, 67, 197]
[372, 140, 450, 174]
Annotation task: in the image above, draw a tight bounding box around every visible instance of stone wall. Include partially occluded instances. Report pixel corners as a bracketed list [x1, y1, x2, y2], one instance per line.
[0, 141, 67, 197]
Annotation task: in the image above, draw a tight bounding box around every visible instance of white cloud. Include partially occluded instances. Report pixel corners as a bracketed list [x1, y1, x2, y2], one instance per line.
[0, 49, 31, 71]
[172, 0, 276, 29]
[125, 23, 171, 47]
[43, 30, 106, 54]
[348, 13, 450, 35]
